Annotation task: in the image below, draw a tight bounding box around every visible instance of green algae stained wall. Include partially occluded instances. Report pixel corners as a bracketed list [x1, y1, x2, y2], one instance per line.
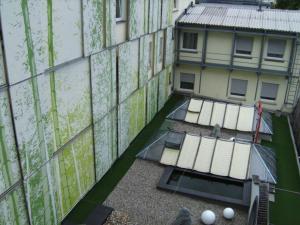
[139, 34, 153, 87]
[105, 0, 116, 47]
[158, 67, 171, 111]
[149, 0, 162, 33]
[23, 128, 94, 225]
[0, 0, 175, 224]
[91, 48, 117, 122]
[0, 185, 29, 225]
[83, 0, 105, 56]
[161, 0, 173, 29]
[10, 59, 91, 178]
[147, 76, 159, 123]
[0, 91, 21, 195]
[129, 0, 149, 40]
[0, 0, 83, 84]
[165, 26, 175, 66]
[119, 40, 139, 102]
[0, 40, 6, 86]
[154, 30, 165, 74]
[118, 87, 147, 156]
[94, 109, 118, 182]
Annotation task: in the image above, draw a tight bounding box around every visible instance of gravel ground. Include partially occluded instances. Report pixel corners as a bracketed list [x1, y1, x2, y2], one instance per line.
[104, 211, 137, 225]
[104, 159, 248, 225]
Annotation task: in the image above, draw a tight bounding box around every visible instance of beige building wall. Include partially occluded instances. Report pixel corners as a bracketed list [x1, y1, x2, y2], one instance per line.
[261, 38, 292, 72]
[179, 31, 204, 62]
[175, 66, 289, 111]
[206, 31, 232, 65]
[175, 27, 297, 112]
[233, 35, 262, 68]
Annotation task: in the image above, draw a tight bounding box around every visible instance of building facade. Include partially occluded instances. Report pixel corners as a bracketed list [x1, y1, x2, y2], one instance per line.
[174, 3, 300, 112]
[0, 1, 194, 225]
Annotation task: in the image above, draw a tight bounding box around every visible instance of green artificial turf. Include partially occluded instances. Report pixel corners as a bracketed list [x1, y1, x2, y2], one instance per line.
[65, 94, 185, 224]
[262, 116, 300, 225]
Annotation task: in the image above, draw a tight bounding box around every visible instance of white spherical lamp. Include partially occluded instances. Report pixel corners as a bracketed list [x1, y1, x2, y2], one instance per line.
[200, 210, 216, 225]
[223, 208, 235, 220]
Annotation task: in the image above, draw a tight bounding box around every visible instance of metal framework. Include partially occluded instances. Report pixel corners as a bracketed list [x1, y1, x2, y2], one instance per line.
[175, 24, 299, 77]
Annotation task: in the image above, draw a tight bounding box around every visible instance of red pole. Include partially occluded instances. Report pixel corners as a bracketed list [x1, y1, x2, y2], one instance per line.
[255, 101, 263, 143]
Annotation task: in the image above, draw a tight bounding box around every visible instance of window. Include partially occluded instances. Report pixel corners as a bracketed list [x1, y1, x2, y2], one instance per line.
[159, 37, 164, 63]
[182, 32, 198, 50]
[260, 82, 279, 101]
[180, 73, 195, 90]
[116, 0, 126, 21]
[173, 0, 178, 9]
[235, 36, 253, 55]
[148, 41, 153, 70]
[230, 79, 248, 97]
[267, 39, 286, 59]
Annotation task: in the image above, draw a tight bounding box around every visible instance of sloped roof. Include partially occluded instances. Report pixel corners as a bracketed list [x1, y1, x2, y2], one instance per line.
[178, 4, 300, 33]
[167, 98, 273, 135]
[137, 131, 277, 184]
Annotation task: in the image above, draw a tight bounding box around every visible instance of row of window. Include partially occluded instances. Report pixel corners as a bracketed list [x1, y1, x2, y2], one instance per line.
[180, 73, 279, 101]
[182, 32, 287, 59]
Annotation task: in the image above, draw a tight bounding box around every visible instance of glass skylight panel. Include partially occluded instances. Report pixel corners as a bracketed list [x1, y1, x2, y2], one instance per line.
[198, 101, 213, 126]
[193, 137, 216, 173]
[210, 139, 234, 177]
[223, 104, 240, 130]
[229, 142, 251, 180]
[177, 134, 201, 169]
[210, 102, 226, 127]
[237, 106, 255, 132]
[160, 148, 180, 166]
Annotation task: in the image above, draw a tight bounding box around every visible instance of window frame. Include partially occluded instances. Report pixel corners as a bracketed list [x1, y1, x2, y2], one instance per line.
[116, 0, 126, 22]
[266, 38, 286, 60]
[230, 78, 248, 97]
[260, 82, 279, 101]
[180, 73, 195, 90]
[234, 36, 253, 56]
[182, 32, 198, 51]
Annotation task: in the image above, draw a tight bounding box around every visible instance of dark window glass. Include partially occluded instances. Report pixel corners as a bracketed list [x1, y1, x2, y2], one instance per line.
[116, 0, 121, 19]
[267, 39, 286, 58]
[230, 79, 248, 96]
[260, 82, 279, 100]
[180, 73, 195, 90]
[235, 36, 253, 55]
[183, 32, 198, 50]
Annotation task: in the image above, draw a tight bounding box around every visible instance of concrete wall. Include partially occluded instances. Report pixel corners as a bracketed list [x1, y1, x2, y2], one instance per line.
[0, 0, 185, 225]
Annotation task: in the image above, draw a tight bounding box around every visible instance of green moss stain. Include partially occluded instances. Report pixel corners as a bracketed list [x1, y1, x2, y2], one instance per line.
[0, 125, 20, 225]
[47, 0, 60, 148]
[21, 0, 57, 224]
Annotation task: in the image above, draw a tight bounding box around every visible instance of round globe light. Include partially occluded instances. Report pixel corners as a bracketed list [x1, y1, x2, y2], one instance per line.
[223, 208, 235, 220]
[200, 210, 216, 225]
